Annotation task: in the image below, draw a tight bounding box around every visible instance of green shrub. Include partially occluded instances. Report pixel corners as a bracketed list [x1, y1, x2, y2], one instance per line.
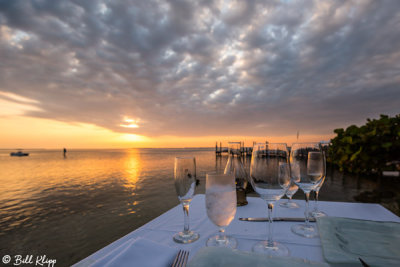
[328, 114, 400, 174]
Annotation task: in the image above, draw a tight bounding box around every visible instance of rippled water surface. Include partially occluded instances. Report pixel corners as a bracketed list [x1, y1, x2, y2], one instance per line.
[0, 148, 398, 266]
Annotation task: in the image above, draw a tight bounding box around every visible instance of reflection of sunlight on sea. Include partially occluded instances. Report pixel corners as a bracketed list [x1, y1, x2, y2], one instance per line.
[122, 149, 141, 192]
[122, 149, 142, 215]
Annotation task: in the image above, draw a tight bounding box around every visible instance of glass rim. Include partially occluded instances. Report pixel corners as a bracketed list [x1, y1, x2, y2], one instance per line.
[290, 142, 321, 145]
[267, 142, 288, 145]
[175, 156, 195, 159]
[252, 142, 288, 148]
[290, 142, 322, 148]
[206, 172, 233, 177]
[253, 142, 288, 145]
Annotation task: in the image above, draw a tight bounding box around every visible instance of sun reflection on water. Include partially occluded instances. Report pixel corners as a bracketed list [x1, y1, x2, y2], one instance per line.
[122, 149, 141, 191]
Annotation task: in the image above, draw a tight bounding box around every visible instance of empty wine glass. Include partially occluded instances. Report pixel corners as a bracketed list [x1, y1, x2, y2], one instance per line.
[310, 146, 328, 217]
[279, 180, 300, 209]
[173, 157, 199, 243]
[205, 173, 237, 248]
[224, 142, 248, 206]
[249, 143, 291, 256]
[290, 143, 325, 238]
[310, 174, 327, 217]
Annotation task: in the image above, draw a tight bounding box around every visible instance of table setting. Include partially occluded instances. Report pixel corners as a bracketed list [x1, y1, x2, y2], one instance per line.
[74, 142, 400, 267]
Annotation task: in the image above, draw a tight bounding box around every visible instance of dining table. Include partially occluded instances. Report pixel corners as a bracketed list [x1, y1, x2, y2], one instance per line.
[73, 194, 400, 266]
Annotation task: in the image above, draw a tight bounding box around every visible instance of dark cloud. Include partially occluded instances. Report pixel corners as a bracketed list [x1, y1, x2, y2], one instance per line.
[0, 0, 399, 138]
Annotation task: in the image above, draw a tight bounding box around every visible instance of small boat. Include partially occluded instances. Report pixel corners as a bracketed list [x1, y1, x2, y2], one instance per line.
[10, 151, 29, 157]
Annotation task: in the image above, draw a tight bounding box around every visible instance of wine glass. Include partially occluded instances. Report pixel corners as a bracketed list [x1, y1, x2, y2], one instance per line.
[310, 148, 327, 217]
[290, 143, 325, 238]
[249, 143, 291, 256]
[310, 175, 327, 217]
[279, 180, 300, 209]
[224, 142, 248, 206]
[205, 173, 237, 248]
[173, 157, 199, 243]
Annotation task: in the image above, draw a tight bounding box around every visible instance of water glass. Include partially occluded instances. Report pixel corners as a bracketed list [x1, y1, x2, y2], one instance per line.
[205, 173, 237, 248]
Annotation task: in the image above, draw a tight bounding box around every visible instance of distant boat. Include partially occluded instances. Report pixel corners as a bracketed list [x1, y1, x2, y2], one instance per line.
[10, 151, 29, 157]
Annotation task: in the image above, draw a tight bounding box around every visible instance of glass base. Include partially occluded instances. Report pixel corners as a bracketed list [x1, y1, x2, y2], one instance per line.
[309, 210, 327, 218]
[252, 240, 289, 256]
[236, 190, 248, 206]
[279, 200, 300, 209]
[291, 223, 319, 238]
[206, 234, 237, 249]
[173, 230, 199, 244]
[237, 200, 248, 206]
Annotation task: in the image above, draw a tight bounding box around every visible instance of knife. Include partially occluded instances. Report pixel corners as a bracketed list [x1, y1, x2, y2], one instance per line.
[239, 217, 316, 222]
[359, 258, 370, 267]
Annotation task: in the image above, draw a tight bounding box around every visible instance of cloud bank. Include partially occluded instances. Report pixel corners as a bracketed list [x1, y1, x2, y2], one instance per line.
[0, 0, 399, 138]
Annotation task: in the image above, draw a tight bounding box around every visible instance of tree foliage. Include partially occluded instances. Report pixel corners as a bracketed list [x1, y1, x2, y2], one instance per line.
[328, 114, 400, 174]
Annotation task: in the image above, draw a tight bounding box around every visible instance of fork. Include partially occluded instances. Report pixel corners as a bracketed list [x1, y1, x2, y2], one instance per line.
[171, 249, 189, 267]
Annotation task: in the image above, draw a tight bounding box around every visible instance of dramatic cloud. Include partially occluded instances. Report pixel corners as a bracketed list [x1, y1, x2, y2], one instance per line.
[0, 0, 399, 138]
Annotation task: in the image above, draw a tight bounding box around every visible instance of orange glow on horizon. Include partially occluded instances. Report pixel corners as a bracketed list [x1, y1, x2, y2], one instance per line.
[0, 115, 148, 149]
[0, 92, 334, 151]
[0, 114, 335, 149]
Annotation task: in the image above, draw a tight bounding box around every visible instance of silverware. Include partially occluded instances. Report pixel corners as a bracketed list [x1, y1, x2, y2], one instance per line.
[359, 258, 370, 267]
[172, 249, 189, 267]
[239, 217, 316, 222]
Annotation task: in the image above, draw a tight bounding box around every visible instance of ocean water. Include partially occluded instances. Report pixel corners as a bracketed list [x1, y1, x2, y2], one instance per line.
[0, 148, 223, 266]
[0, 148, 398, 266]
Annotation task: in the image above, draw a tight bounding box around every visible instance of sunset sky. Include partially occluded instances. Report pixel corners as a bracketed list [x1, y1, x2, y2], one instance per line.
[0, 0, 399, 148]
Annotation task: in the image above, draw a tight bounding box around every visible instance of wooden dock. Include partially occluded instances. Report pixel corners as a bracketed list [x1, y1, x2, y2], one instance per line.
[215, 142, 253, 157]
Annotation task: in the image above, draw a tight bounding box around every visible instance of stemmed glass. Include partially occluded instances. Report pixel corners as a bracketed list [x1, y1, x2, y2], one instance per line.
[173, 157, 200, 243]
[290, 143, 325, 238]
[224, 142, 248, 206]
[249, 143, 291, 256]
[310, 173, 327, 217]
[205, 173, 237, 248]
[310, 147, 327, 217]
[279, 180, 300, 209]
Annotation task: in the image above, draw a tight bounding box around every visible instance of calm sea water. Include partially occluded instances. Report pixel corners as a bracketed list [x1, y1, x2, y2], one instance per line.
[1, 148, 399, 266]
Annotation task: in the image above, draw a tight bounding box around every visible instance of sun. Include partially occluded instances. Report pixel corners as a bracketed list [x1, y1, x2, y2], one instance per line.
[120, 117, 140, 128]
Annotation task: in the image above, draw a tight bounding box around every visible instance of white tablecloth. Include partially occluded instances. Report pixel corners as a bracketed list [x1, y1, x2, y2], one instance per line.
[74, 195, 400, 266]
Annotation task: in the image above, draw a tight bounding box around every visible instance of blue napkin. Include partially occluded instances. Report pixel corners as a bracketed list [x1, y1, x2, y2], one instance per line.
[317, 216, 400, 267]
[188, 247, 329, 267]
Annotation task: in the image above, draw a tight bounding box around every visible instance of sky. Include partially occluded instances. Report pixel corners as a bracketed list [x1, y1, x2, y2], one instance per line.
[0, 0, 399, 148]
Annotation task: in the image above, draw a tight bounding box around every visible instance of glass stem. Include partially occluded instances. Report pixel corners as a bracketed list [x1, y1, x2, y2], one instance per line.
[218, 227, 226, 242]
[314, 190, 319, 212]
[182, 201, 190, 233]
[267, 202, 274, 246]
[305, 192, 311, 227]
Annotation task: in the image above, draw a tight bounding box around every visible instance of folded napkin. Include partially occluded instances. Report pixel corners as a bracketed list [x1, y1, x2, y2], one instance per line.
[317, 216, 400, 267]
[187, 247, 329, 267]
[90, 238, 178, 267]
